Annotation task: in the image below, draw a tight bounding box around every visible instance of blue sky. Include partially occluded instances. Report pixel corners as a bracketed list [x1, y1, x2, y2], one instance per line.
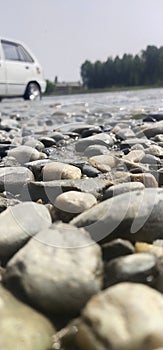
[1, 0, 163, 82]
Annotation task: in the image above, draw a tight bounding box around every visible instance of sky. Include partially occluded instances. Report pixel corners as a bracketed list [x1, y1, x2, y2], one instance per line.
[0, 0, 163, 82]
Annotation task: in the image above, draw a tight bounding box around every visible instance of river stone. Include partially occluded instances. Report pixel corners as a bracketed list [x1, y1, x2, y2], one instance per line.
[107, 170, 132, 185]
[75, 133, 114, 153]
[84, 145, 109, 157]
[50, 131, 67, 142]
[89, 154, 119, 172]
[0, 155, 21, 167]
[144, 113, 163, 122]
[140, 154, 161, 167]
[25, 158, 51, 180]
[81, 164, 100, 177]
[0, 130, 11, 144]
[152, 134, 163, 142]
[38, 136, 56, 147]
[111, 124, 129, 134]
[131, 143, 145, 150]
[65, 124, 102, 136]
[103, 181, 144, 199]
[0, 202, 51, 263]
[80, 126, 103, 138]
[70, 188, 163, 244]
[104, 252, 158, 288]
[102, 238, 134, 261]
[0, 144, 16, 158]
[158, 168, 163, 186]
[42, 161, 82, 181]
[0, 196, 21, 213]
[4, 222, 103, 315]
[135, 242, 163, 257]
[123, 149, 145, 162]
[145, 144, 163, 158]
[114, 127, 136, 140]
[7, 145, 47, 164]
[130, 173, 158, 187]
[27, 178, 111, 203]
[121, 158, 149, 173]
[0, 285, 55, 350]
[22, 137, 45, 151]
[156, 256, 163, 293]
[60, 283, 163, 350]
[54, 190, 97, 221]
[120, 138, 152, 150]
[153, 239, 163, 248]
[0, 166, 34, 193]
[143, 121, 163, 138]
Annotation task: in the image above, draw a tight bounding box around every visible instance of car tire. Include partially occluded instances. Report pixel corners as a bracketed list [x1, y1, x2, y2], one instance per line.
[24, 82, 41, 101]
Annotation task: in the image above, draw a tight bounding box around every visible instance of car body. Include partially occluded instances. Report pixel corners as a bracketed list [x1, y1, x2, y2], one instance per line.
[0, 37, 46, 100]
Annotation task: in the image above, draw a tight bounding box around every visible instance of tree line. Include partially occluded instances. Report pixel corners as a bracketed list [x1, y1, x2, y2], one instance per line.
[80, 45, 163, 89]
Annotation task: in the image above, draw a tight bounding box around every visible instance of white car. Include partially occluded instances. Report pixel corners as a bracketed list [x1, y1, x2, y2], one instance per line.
[0, 38, 46, 100]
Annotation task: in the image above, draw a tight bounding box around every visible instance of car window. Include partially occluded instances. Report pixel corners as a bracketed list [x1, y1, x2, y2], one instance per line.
[17, 45, 34, 63]
[1, 40, 34, 63]
[2, 41, 20, 61]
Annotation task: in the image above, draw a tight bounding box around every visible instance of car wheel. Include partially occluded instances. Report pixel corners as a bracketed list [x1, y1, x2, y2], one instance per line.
[24, 82, 41, 101]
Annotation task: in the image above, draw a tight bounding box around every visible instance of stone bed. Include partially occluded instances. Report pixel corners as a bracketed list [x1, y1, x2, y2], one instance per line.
[0, 107, 163, 349]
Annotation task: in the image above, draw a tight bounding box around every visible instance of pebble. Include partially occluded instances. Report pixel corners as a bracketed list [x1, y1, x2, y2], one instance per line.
[71, 188, 163, 244]
[0, 201, 51, 263]
[104, 252, 158, 288]
[103, 181, 145, 199]
[0, 166, 34, 193]
[27, 177, 111, 203]
[89, 153, 120, 172]
[145, 144, 163, 157]
[102, 238, 134, 261]
[0, 196, 20, 212]
[4, 222, 103, 315]
[0, 101, 163, 348]
[0, 285, 55, 350]
[135, 241, 163, 257]
[56, 283, 163, 350]
[7, 145, 47, 164]
[22, 137, 45, 151]
[84, 144, 109, 157]
[75, 133, 114, 152]
[143, 121, 163, 138]
[123, 149, 145, 162]
[130, 172, 158, 187]
[42, 161, 82, 180]
[54, 190, 97, 221]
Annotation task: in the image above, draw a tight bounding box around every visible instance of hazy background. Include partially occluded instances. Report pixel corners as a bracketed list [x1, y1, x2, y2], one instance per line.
[0, 0, 163, 82]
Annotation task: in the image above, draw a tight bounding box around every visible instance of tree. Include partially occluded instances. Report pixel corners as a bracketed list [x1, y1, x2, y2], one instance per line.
[80, 60, 94, 88]
[45, 80, 55, 95]
[121, 54, 134, 86]
[158, 46, 163, 84]
[80, 45, 163, 89]
[114, 56, 122, 85]
[103, 57, 115, 87]
[54, 76, 58, 84]
[142, 45, 159, 84]
[93, 61, 105, 88]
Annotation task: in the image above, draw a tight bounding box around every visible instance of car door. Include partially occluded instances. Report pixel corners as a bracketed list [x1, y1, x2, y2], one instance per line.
[0, 40, 6, 96]
[1, 40, 35, 97]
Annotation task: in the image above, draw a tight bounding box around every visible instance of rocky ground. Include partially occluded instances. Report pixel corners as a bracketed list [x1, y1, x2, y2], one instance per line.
[0, 102, 163, 349]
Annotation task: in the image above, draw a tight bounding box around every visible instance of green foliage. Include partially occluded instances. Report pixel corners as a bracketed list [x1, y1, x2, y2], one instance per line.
[80, 45, 163, 89]
[45, 80, 55, 95]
